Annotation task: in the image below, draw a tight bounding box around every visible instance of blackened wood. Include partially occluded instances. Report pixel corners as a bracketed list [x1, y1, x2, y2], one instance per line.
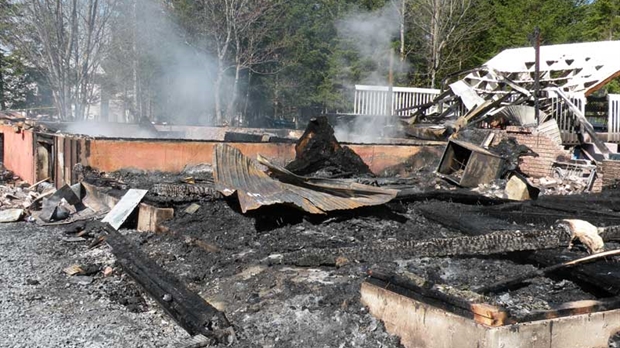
[475, 249, 620, 294]
[395, 188, 512, 206]
[435, 211, 620, 296]
[103, 224, 232, 342]
[276, 228, 572, 266]
[516, 296, 620, 322]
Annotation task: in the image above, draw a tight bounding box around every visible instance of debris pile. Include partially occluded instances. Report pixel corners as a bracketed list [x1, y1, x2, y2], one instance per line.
[0, 171, 57, 222]
[286, 116, 374, 178]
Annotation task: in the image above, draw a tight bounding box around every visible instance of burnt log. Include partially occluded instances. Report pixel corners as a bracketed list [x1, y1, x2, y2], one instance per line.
[103, 224, 233, 343]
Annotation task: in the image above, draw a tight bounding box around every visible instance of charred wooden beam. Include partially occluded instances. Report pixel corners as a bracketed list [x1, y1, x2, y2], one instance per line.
[476, 249, 620, 294]
[268, 228, 572, 267]
[395, 188, 512, 206]
[102, 224, 233, 343]
[151, 183, 221, 201]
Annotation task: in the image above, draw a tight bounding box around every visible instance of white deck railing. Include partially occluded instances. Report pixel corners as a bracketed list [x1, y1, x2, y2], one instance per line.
[547, 91, 586, 144]
[353, 85, 441, 116]
[608, 94, 620, 142]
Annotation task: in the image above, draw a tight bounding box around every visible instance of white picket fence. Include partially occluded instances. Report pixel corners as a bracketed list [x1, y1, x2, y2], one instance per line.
[353, 85, 441, 116]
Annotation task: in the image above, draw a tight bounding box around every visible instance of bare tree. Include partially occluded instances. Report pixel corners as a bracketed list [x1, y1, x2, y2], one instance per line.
[4, 0, 117, 120]
[225, 0, 283, 125]
[178, 0, 280, 125]
[407, 0, 482, 88]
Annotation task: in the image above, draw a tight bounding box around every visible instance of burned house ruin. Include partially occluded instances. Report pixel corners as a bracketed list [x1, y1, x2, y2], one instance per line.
[4, 41, 620, 348]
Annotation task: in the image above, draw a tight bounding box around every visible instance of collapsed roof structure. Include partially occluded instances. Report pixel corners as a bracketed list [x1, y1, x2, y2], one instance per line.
[463, 40, 620, 96]
[399, 41, 620, 162]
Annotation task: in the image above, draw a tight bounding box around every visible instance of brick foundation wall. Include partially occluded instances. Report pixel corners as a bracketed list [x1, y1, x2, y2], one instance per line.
[493, 127, 572, 178]
[601, 160, 620, 189]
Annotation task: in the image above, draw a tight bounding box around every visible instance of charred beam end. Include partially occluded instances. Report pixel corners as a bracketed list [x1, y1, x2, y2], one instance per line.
[267, 229, 572, 267]
[102, 224, 233, 344]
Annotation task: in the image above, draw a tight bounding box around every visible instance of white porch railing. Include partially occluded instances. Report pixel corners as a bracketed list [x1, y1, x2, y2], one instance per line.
[353, 85, 441, 116]
[547, 91, 586, 144]
[608, 94, 620, 142]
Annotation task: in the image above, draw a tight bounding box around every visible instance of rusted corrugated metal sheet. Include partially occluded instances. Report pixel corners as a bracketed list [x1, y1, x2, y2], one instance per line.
[214, 144, 398, 214]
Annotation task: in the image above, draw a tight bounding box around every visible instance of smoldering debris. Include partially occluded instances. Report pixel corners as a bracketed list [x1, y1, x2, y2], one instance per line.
[287, 116, 374, 178]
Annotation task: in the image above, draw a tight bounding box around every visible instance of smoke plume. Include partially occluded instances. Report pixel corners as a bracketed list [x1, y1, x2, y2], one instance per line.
[334, 4, 405, 143]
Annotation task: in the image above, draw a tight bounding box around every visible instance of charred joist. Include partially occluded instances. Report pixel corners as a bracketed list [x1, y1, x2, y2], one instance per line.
[103, 225, 233, 343]
[476, 249, 620, 294]
[432, 209, 620, 296]
[417, 204, 517, 235]
[151, 183, 221, 200]
[524, 249, 620, 296]
[395, 188, 512, 206]
[483, 210, 620, 227]
[273, 229, 571, 266]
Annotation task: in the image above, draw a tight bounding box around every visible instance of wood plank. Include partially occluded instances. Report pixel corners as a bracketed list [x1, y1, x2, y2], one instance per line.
[103, 224, 233, 343]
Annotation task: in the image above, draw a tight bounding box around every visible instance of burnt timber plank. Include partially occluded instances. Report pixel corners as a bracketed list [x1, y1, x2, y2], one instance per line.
[102, 224, 233, 343]
[517, 296, 620, 322]
[273, 228, 572, 266]
[428, 205, 620, 296]
[525, 249, 620, 296]
[396, 188, 512, 206]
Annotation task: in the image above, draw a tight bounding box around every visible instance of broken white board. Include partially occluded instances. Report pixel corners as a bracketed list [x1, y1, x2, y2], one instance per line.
[101, 189, 148, 230]
[449, 80, 485, 111]
[0, 209, 24, 223]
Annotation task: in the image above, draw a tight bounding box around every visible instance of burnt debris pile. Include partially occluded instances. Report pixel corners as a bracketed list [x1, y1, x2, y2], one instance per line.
[286, 116, 374, 178]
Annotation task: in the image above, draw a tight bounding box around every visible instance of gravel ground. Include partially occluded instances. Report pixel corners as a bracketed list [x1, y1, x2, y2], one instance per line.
[0, 222, 189, 348]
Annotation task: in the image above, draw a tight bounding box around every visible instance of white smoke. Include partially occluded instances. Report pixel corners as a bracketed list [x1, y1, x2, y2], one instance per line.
[334, 4, 405, 142]
[336, 4, 405, 84]
[87, 0, 222, 129]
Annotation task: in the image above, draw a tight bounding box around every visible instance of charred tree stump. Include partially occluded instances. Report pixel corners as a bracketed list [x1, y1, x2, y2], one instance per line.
[103, 224, 233, 343]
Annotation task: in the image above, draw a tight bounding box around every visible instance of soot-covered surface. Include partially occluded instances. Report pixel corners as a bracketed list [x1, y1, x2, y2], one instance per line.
[71, 163, 620, 346]
[101, 189, 608, 347]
